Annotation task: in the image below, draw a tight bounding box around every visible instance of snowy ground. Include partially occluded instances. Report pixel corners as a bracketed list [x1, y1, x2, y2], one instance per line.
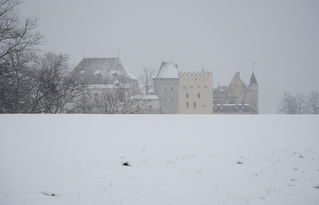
[1, 115, 319, 205]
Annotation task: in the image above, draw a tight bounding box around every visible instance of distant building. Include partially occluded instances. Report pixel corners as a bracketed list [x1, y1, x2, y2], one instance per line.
[178, 72, 213, 114]
[153, 62, 180, 114]
[69, 57, 140, 113]
[130, 95, 160, 114]
[213, 72, 258, 114]
[153, 61, 213, 114]
[72, 57, 138, 91]
[70, 57, 258, 114]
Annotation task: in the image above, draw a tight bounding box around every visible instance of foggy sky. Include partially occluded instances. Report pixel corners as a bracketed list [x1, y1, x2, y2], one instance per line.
[20, 0, 319, 113]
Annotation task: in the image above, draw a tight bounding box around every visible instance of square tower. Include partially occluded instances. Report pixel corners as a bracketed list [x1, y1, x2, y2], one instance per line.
[178, 72, 213, 114]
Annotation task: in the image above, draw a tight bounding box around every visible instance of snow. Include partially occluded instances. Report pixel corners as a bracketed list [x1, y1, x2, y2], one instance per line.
[155, 62, 179, 78]
[94, 70, 101, 75]
[87, 84, 130, 89]
[130, 95, 160, 100]
[215, 104, 250, 106]
[0, 115, 319, 205]
[87, 84, 114, 89]
[111, 70, 118, 75]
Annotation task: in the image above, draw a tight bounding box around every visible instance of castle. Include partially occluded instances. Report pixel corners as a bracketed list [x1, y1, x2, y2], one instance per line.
[213, 72, 258, 114]
[153, 62, 213, 114]
[153, 61, 258, 114]
[70, 57, 259, 114]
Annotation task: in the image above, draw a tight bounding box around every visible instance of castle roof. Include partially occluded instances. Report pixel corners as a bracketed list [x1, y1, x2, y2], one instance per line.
[228, 72, 247, 91]
[155, 61, 179, 79]
[130, 95, 160, 100]
[249, 72, 258, 85]
[71, 57, 134, 84]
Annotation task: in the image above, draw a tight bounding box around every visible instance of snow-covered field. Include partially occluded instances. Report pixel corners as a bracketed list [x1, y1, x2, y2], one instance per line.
[1, 115, 319, 205]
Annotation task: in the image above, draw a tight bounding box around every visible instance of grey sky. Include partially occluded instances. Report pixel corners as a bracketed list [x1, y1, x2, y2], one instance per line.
[20, 0, 319, 113]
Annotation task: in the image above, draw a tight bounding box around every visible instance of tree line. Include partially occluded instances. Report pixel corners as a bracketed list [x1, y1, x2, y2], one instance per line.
[0, 0, 149, 114]
[0, 0, 84, 113]
[2, 0, 318, 114]
[278, 91, 319, 114]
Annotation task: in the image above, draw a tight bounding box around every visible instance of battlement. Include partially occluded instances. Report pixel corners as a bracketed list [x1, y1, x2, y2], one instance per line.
[179, 72, 211, 76]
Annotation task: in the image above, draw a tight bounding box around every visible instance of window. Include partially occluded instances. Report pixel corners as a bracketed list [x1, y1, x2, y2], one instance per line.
[164, 87, 167, 91]
[148, 105, 153, 109]
[186, 102, 189, 108]
[193, 101, 196, 108]
[94, 93, 99, 102]
[186, 93, 189, 98]
[198, 92, 200, 99]
[171, 87, 174, 91]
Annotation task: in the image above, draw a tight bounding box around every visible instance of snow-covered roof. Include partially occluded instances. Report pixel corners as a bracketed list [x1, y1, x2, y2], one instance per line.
[71, 57, 135, 84]
[87, 84, 113, 89]
[155, 62, 179, 79]
[215, 104, 250, 107]
[87, 84, 130, 89]
[130, 95, 160, 100]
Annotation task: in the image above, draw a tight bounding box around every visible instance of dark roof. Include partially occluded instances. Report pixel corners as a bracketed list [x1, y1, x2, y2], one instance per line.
[71, 58, 134, 84]
[249, 72, 258, 85]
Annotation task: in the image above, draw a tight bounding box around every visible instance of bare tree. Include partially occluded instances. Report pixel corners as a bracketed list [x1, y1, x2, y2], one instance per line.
[0, 0, 42, 62]
[295, 93, 307, 114]
[30, 53, 83, 113]
[140, 67, 155, 95]
[0, 0, 42, 113]
[96, 86, 142, 114]
[278, 92, 298, 114]
[278, 91, 318, 114]
[307, 91, 319, 114]
[74, 82, 144, 114]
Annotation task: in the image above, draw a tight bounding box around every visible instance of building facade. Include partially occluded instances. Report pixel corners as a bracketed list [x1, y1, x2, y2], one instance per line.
[69, 57, 140, 113]
[130, 95, 160, 114]
[153, 62, 180, 114]
[178, 72, 213, 114]
[213, 72, 258, 114]
[153, 62, 213, 114]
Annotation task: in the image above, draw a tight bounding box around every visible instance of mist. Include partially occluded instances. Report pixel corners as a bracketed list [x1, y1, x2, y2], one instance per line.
[20, 0, 319, 113]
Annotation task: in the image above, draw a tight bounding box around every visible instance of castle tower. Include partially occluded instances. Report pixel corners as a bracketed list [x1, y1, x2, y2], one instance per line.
[178, 72, 213, 114]
[227, 72, 247, 104]
[153, 62, 179, 114]
[246, 71, 259, 114]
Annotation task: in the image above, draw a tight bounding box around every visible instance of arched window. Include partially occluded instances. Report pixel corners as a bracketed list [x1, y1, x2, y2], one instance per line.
[186, 102, 189, 108]
[193, 101, 196, 108]
[198, 92, 200, 98]
[186, 93, 189, 98]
